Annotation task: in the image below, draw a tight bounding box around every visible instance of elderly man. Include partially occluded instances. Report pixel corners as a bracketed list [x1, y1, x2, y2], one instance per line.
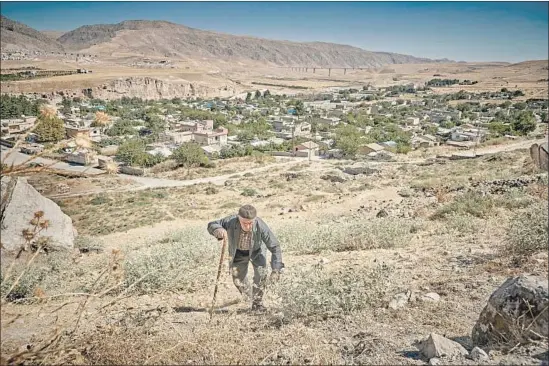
[207, 204, 284, 311]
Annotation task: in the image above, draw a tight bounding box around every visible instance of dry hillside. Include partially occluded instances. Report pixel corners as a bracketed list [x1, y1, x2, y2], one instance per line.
[0, 15, 64, 53]
[56, 19, 452, 67]
[1, 145, 548, 365]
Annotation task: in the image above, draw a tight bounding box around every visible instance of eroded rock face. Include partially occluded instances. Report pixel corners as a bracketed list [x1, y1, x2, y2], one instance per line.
[1, 176, 77, 252]
[472, 275, 549, 348]
[89, 77, 238, 100]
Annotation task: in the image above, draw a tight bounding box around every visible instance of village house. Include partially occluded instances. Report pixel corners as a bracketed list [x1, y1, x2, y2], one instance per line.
[0, 117, 37, 138]
[365, 105, 380, 115]
[165, 131, 194, 144]
[174, 120, 214, 133]
[451, 128, 487, 143]
[193, 127, 229, 146]
[65, 126, 103, 141]
[358, 142, 385, 155]
[313, 116, 341, 128]
[405, 117, 420, 126]
[294, 141, 319, 157]
[412, 134, 440, 149]
[201, 144, 223, 158]
[145, 144, 173, 158]
[65, 149, 97, 166]
[272, 120, 311, 138]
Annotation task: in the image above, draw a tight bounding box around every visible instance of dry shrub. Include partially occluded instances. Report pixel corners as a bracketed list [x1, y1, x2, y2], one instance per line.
[148, 159, 178, 174]
[82, 314, 338, 365]
[122, 227, 218, 294]
[269, 264, 391, 319]
[504, 201, 549, 259]
[276, 217, 420, 254]
[431, 191, 495, 220]
[434, 187, 449, 203]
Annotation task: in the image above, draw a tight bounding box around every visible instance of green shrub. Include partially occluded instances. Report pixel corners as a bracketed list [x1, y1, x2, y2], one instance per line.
[205, 186, 219, 195]
[241, 188, 258, 197]
[90, 195, 111, 205]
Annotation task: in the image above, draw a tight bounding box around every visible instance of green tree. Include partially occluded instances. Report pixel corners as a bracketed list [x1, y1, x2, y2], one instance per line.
[34, 115, 66, 143]
[245, 92, 252, 103]
[488, 121, 512, 137]
[294, 100, 305, 117]
[116, 139, 149, 166]
[511, 111, 537, 135]
[172, 142, 209, 172]
[334, 125, 364, 157]
[513, 102, 527, 110]
[255, 90, 262, 99]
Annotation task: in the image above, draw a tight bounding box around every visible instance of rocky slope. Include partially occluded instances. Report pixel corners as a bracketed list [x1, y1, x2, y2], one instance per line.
[0, 15, 64, 53]
[58, 19, 452, 67]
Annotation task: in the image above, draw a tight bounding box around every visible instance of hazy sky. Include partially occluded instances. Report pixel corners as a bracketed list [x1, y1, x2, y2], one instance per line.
[2, 1, 548, 62]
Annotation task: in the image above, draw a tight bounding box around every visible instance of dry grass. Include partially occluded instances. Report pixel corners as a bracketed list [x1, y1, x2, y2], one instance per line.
[504, 201, 549, 260]
[2, 140, 548, 365]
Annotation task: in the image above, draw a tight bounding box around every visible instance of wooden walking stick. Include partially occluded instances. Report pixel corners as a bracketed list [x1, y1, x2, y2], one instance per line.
[209, 235, 227, 320]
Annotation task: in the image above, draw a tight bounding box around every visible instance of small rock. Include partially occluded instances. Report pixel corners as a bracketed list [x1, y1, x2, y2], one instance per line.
[420, 292, 441, 302]
[398, 189, 412, 198]
[416, 333, 469, 359]
[409, 291, 418, 303]
[376, 209, 389, 218]
[428, 358, 441, 365]
[388, 292, 409, 310]
[470, 346, 489, 362]
[319, 258, 330, 265]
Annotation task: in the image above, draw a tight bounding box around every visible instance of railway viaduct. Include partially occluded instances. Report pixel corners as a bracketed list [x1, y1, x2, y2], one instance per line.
[280, 66, 368, 76]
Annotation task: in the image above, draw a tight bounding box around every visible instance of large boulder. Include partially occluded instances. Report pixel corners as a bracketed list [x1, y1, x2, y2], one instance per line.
[1, 176, 77, 252]
[472, 275, 549, 348]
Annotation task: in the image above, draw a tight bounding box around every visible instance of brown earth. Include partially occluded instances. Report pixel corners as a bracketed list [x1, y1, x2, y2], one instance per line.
[1, 146, 547, 365]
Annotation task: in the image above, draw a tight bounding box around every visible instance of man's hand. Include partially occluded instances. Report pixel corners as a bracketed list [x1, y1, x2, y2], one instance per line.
[270, 269, 283, 283]
[213, 228, 227, 240]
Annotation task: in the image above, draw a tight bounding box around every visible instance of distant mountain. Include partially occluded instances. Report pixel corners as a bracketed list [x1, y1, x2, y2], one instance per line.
[0, 15, 64, 53]
[41, 30, 66, 41]
[58, 19, 453, 67]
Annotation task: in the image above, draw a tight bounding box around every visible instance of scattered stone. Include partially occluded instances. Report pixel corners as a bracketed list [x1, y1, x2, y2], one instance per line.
[320, 174, 346, 183]
[342, 167, 379, 176]
[319, 258, 330, 265]
[420, 292, 441, 302]
[398, 189, 413, 198]
[388, 292, 409, 310]
[416, 333, 469, 359]
[376, 209, 389, 218]
[472, 275, 548, 348]
[428, 358, 441, 365]
[470, 346, 489, 362]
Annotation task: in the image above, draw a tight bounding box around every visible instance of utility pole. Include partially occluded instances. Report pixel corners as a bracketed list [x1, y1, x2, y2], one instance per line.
[292, 123, 295, 156]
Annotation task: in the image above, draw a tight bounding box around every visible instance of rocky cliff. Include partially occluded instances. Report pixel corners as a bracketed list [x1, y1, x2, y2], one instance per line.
[85, 77, 239, 100]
